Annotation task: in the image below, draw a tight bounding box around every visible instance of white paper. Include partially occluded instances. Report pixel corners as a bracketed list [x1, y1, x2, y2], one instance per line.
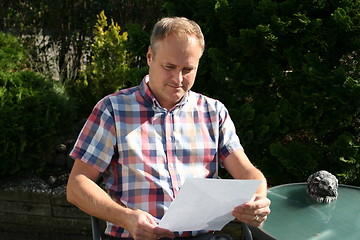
[158, 178, 261, 231]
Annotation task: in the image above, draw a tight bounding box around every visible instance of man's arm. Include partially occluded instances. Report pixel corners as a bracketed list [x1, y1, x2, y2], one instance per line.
[223, 149, 271, 227]
[66, 159, 174, 240]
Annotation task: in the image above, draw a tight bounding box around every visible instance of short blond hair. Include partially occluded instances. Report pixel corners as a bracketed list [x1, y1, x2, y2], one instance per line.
[150, 17, 205, 56]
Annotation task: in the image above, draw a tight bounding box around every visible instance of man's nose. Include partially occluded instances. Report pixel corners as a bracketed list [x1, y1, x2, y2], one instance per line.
[173, 70, 183, 84]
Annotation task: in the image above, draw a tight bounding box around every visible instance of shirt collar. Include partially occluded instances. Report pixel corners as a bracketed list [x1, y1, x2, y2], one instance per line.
[140, 75, 189, 110]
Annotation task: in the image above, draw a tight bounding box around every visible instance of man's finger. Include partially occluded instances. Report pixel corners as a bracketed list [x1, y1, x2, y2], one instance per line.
[154, 227, 174, 239]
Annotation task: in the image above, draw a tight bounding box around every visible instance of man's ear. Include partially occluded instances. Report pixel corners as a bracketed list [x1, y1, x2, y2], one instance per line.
[146, 47, 153, 66]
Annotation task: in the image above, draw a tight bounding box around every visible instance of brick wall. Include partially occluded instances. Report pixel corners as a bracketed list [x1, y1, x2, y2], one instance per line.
[0, 186, 103, 239]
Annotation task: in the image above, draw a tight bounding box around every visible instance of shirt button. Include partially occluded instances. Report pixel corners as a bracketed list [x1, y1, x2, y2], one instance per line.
[167, 136, 172, 141]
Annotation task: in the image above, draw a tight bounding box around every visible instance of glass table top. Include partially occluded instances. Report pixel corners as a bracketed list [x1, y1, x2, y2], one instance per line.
[259, 183, 360, 240]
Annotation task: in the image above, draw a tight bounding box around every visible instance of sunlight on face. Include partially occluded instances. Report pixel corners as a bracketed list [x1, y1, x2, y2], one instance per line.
[147, 34, 202, 110]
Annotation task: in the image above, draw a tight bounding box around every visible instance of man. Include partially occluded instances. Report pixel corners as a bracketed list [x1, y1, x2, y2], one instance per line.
[67, 17, 270, 240]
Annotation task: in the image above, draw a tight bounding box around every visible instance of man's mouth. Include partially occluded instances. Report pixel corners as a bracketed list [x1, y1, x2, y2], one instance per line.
[167, 84, 183, 89]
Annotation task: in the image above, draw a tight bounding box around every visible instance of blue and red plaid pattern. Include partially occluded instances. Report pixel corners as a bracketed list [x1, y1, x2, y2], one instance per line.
[70, 75, 243, 238]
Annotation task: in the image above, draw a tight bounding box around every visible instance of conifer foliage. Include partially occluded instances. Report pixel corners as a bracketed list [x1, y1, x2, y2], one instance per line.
[165, 0, 360, 185]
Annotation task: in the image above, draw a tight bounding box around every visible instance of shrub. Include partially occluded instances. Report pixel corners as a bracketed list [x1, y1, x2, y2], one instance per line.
[0, 32, 25, 71]
[164, 0, 360, 185]
[68, 11, 134, 116]
[0, 32, 75, 177]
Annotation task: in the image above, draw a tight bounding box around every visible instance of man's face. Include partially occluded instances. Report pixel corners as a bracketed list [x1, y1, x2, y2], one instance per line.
[147, 33, 202, 110]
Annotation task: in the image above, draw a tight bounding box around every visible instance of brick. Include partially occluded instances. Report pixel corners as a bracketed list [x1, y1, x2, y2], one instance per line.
[0, 212, 53, 228]
[0, 200, 51, 216]
[0, 189, 51, 203]
[52, 205, 88, 218]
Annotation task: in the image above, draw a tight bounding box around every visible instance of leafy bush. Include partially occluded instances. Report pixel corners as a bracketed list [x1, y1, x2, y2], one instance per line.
[0, 32, 25, 71]
[68, 11, 137, 116]
[0, 33, 75, 177]
[164, 0, 360, 185]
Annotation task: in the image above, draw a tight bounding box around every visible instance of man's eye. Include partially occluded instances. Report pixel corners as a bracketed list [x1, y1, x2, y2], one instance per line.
[183, 68, 193, 74]
[165, 65, 175, 70]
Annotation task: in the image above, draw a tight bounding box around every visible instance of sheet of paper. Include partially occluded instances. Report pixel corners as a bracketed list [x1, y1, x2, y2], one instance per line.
[158, 178, 261, 231]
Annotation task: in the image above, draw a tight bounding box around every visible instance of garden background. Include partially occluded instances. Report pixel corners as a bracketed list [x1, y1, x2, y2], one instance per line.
[0, 0, 359, 186]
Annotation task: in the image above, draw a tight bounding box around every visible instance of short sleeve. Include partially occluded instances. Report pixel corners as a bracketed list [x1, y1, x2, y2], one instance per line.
[69, 97, 117, 172]
[217, 104, 243, 161]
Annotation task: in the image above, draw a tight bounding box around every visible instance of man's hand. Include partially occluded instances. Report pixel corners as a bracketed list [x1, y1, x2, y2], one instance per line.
[125, 209, 174, 240]
[232, 195, 271, 227]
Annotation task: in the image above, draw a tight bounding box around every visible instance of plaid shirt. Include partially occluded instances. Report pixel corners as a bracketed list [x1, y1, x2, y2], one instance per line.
[70, 75, 243, 238]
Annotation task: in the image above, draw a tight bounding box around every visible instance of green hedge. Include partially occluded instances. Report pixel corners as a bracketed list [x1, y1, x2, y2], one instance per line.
[0, 33, 75, 177]
[0, 32, 25, 71]
[164, 0, 360, 185]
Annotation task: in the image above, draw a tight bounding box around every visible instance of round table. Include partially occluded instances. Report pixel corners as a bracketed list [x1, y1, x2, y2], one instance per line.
[252, 183, 360, 240]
